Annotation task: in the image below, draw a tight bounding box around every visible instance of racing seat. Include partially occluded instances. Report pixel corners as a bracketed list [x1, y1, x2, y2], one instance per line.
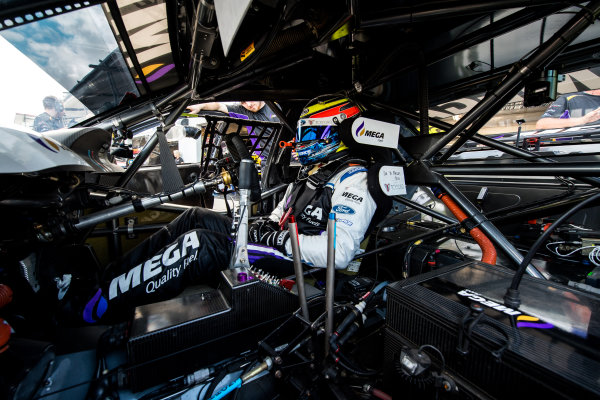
[336, 115, 409, 273]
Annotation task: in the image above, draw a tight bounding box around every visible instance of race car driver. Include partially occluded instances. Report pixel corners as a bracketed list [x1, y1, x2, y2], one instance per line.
[70, 96, 378, 324]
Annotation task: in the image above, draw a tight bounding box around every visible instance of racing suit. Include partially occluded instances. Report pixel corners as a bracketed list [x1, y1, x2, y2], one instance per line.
[82, 159, 376, 323]
[255, 161, 377, 270]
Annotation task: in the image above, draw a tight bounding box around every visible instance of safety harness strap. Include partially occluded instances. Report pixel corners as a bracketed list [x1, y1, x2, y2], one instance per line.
[284, 159, 367, 221]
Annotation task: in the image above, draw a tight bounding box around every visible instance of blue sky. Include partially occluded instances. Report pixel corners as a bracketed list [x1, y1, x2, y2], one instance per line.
[0, 5, 119, 125]
[1, 5, 118, 90]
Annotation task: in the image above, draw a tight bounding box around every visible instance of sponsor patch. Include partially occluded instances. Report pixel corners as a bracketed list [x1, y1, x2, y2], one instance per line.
[341, 191, 364, 203]
[457, 289, 555, 330]
[457, 289, 521, 316]
[337, 218, 354, 226]
[351, 117, 400, 148]
[333, 204, 355, 214]
[340, 167, 367, 182]
[109, 231, 200, 300]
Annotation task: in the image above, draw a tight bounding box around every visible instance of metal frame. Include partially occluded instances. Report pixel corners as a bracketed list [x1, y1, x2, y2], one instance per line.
[353, 3, 600, 277]
[362, 3, 568, 94]
[423, 2, 600, 161]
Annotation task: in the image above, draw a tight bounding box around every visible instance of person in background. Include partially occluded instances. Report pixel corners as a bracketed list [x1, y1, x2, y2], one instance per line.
[33, 96, 66, 133]
[187, 101, 278, 123]
[173, 149, 184, 164]
[187, 101, 280, 159]
[536, 89, 600, 129]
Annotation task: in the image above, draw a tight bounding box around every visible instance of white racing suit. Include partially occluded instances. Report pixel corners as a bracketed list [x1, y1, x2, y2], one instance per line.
[82, 160, 376, 323]
[252, 162, 377, 270]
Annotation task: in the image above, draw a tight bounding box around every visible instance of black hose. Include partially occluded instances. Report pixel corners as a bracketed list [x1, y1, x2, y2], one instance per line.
[225, 133, 252, 161]
[201, 369, 227, 400]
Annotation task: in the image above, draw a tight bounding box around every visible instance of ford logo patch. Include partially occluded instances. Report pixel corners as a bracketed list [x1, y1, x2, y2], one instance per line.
[333, 205, 355, 215]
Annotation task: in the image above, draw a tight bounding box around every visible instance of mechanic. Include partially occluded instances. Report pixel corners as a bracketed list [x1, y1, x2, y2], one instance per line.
[187, 101, 280, 159]
[33, 96, 66, 133]
[187, 101, 278, 122]
[535, 89, 600, 129]
[69, 97, 377, 324]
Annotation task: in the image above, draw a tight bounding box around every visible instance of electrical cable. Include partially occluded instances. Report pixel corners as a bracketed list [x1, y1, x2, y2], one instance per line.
[402, 240, 420, 279]
[454, 238, 466, 256]
[310, 303, 353, 330]
[201, 370, 227, 400]
[548, 244, 596, 257]
[506, 191, 600, 307]
[590, 247, 600, 266]
[330, 351, 380, 377]
[372, 280, 389, 295]
[418, 344, 446, 372]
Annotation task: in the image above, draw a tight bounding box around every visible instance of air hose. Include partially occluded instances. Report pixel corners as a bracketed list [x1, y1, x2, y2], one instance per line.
[432, 187, 497, 265]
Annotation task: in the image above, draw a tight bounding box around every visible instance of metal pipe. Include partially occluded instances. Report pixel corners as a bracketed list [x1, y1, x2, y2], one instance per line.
[116, 133, 159, 188]
[392, 195, 457, 224]
[115, 98, 191, 188]
[436, 176, 544, 278]
[515, 119, 524, 148]
[372, 6, 565, 122]
[437, 87, 527, 162]
[195, 51, 313, 100]
[325, 212, 336, 352]
[110, 218, 121, 260]
[360, 0, 561, 27]
[75, 175, 226, 231]
[355, 189, 599, 260]
[93, 84, 190, 131]
[230, 188, 251, 268]
[164, 98, 192, 126]
[156, 84, 192, 109]
[189, 0, 217, 99]
[470, 133, 553, 162]
[469, 134, 600, 187]
[230, 158, 254, 268]
[428, 1, 600, 161]
[418, 51, 429, 135]
[371, 104, 600, 187]
[259, 183, 288, 201]
[106, 0, 150, 93]
[438, 88, 520, 161]
[356, 223, 459, 260]
[89, 223, 164, 236]
[432, 162, 600, 176]
[288, 216, 310, 321]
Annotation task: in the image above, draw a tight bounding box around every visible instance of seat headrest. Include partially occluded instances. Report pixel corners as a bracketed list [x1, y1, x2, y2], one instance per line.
[339, 117, 401, 163]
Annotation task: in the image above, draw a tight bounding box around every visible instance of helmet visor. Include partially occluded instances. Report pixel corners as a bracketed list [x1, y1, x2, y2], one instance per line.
[296, 117, 339, 143]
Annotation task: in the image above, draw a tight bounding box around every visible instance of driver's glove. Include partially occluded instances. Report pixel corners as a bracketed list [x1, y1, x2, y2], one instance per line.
[259, 230, 290, 254]
[248, 218, 278, 243]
